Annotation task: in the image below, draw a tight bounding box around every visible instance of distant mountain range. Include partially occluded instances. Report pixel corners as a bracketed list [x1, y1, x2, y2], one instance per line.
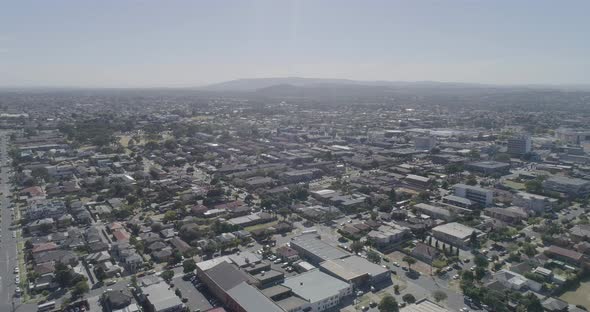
[201, 77, 494, 92]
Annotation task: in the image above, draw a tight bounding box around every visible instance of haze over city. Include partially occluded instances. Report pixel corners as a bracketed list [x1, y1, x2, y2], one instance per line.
[1, 0, 590, 87]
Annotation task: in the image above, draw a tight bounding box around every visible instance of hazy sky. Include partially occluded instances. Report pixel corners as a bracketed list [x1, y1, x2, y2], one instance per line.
[1, 0, 589, 87]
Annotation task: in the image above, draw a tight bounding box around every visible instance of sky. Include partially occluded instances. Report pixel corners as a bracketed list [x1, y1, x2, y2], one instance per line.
[1, 0, 589, 87]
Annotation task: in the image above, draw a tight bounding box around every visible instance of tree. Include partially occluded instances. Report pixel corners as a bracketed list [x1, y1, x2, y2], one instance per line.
[351, 240, 364, 254]
[474, 254, 489, 268]
[378, 294, 399, 312]
[183, 259, 197, 274]
[161, 270, 174, 282]
[388, 188, 397, 202]
[71, 280, 89, 298]
[95, 267, 107, 282]
[403, 256, 417, 271]
[402, 294, 416, 304]
[525, 179, 544, 194]
[367, 250, 381, 264]
[432, 290, 447, 302]
[163, 210, 178, 223]
[470, 231, 479, 248]
[31, 167, 50, 181]
[521, 243, 537, 257]
[466, 175, 478, 186]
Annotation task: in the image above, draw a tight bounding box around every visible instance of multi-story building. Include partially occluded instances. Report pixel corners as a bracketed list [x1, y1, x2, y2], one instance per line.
[507, 135, 531, 156]
[432, 222, 482, 248]
[414, 136, 436, 152]
[555, 128, 590, 145]
[512, 191, 557, 214]
[453, 184, 494, 207]
[543, 176, 590, 198]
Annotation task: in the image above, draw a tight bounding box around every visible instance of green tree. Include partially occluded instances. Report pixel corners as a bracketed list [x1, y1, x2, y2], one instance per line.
[163, 210, 178, 223]
[183, 259, 197, 274]
[367, 250, 381, 264]
[161, 270, 174, 282]
[388, 188, 397, 202]
[378, 294, 399, 312]
[350, 240, 365, 254]
[432, 290, 447, 302]
[402, 294, 416, 304]
[71, 280, 89, 298]
[402, 256, 417, 271]
[474, 254, 489, 268]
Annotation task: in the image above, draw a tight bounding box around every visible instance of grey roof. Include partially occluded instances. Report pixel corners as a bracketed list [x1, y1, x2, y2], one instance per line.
[432, 222, 478, 239]
[276, 296, 310, 311]
[282, 270, 350, 303]
[205, 262, 254, 291]
[291, 235, 349, 262]
[443, 195, 473, 205]
[469, 161, 510, 169]
[320, 255, 388, 281]
[546, 175, 590, 186]
[143, 282, 183, 311]
[227, 282, 285, 312]
[401, 299, 449, 312]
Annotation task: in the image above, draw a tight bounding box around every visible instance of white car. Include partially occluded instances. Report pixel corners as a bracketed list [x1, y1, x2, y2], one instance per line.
[14, 267, 19, 274]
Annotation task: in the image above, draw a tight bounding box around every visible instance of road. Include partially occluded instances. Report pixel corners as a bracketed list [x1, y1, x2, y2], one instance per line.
[0, 132, 36, 312]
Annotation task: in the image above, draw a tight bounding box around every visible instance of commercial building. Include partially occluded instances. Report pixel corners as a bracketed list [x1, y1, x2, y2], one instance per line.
[290, 234, 349, 265]
[466, 161, 510, 175]
[366, 224, 410, 247]
[453, 184, 494, 207]
[319, 255, 390, 287]
[198, 262, 258, 305]
[282, 270, 353, 312]
[404, 174, 431, 190]
[507, 135, 532, 156]
[401, 298, 449, 312]
[484, 207, 528, 224]
[441, 195, 475, 210]
[414, 136, 436, 152]
[512, 191, 557, 214]
[141, 281, 185, 312]
[543, 176, 590, 198]
[555, 128, 590, 145]
[412, 203, 457, 221]
[432, 222, 481, 248]
[226, 282, 285, 312]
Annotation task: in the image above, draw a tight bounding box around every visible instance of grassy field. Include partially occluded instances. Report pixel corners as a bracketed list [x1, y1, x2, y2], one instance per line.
[560, 278, 590, 309]
[244, 220, 280, 232]
[502, 180, 526, 190]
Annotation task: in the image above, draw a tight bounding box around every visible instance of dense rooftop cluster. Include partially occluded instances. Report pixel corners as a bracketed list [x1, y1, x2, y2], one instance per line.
[1, 89, 590, 312]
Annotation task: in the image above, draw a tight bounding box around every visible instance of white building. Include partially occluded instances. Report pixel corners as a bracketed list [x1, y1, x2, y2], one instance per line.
[453, 184, 494, 207]
[432, 222, 481, 247]
[282, 270, 353, 312]
[507, 135, 531, 156]
[512, 191, 557, 214]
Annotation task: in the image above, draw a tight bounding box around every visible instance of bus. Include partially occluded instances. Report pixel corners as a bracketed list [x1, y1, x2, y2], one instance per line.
[37, 301, 56, 312]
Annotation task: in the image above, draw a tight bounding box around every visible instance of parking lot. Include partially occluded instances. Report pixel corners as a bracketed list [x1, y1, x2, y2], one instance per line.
[173, 275, 213, 312]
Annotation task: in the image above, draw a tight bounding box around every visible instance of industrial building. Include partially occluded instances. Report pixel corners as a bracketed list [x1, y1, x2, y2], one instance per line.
[319, 255, 390, 287]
